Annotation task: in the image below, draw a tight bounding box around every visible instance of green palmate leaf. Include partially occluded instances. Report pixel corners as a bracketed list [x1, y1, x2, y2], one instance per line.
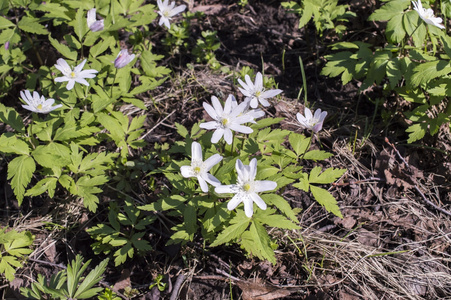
[310, 185, 343, 218]
[7, 155, 36, 205]
[321, 51, 357, 85]
[308, 166, 346, 184]
[49, 36, 77, 61]
[293, 173, 309, 192]
[17, 16, 48, 35]
[0, 104, 24, 133]
[210, 212, 251, 247]
[114, 243, 133, 266]
[403, 10, 427, 48]
[241, 222, 276, 264]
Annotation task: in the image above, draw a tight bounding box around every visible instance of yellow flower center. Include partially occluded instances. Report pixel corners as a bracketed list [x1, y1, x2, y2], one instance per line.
[70, 71, 76, 78]
[243, 183, 252, 192]
[194, 166, 201, 174]
[221, 118, 228, 126]
[37, 104, 43, 110]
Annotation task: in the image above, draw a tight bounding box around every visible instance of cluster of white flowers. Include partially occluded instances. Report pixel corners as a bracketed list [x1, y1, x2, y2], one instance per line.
[181, 70, 331, 217]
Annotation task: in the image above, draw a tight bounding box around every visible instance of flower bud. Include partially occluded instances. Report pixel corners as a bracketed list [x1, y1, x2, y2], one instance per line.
[114, 49, 135, 69]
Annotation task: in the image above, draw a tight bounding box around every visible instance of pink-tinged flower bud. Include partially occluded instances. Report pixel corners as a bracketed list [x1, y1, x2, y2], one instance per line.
[114, 49, 136, 69]
[5, 42, 9, 50]
[87, 8, 104, 32]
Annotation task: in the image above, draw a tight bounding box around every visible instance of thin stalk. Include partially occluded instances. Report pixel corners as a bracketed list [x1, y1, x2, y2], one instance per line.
[299, 56, 308, 106]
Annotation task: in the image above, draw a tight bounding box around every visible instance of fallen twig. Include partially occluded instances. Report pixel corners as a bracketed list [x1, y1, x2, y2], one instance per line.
[169, 274, 186, 300]
[385, 137, 451, 217]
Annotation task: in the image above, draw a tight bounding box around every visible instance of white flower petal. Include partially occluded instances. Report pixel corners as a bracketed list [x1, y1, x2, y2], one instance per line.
[191, 141, 202, 161]
[223, 128, 233, 144]
[211, 128, 224, 143]
[198, 176, 209, 192]
[211, 96, 223, 116]
[200, 121, 218, 130]
[66, 80, 76, 90]
[227, 193, 244, 211]
[261, 89, 282, 99]
[254, 180, 277, 193]
[243, 196, 254, 218]
[203, 102, 218, 119]
[228, 123, 253, 134]
[202, 173, 221, 186]
[215, 184, 236, 194]
[203, 154, 222, 171]
[250, 192, 267, 210]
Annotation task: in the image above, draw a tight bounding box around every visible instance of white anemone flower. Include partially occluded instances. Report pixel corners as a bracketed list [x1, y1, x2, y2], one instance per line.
[20, 90, 63, 114]
[215, 158, 277, 218]
[231, 97, 265, 124]
[237, 72, 282, 108]
[296, 107, 327, 133]
[412, 0, 445, 29]
[157, 0, 186, 29]
[199, 95, 254, 145]
[54, 58, 98, 90]
[180, 142, 223, 192]
[86, 8, 104, 32]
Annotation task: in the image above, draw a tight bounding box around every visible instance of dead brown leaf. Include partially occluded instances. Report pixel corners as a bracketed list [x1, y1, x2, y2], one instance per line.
[236, 280, 293, 300]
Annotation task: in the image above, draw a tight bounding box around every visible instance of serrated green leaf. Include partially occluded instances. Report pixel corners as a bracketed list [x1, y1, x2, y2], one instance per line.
[18, 16, 48, 35]
[310, 185, 342, 218]
[0, 134, 30, 155]
[261, 194, 298, 222]
[410, 60, 451, 87]
[255, 208, 299, 229]
[49, 35, 77, 61]
[210, 213, 250, 247]
[7, 155, 36, 205]
[289, 133, 310, 157]
[32, 144, 71, 168]
[368, 0, 410, 21]
[0, 104, 24, 133]
[309, 166, 346, 184]
[386, 13, 406, 43]
[303, 150, 333, 161]
[241, 222, 276, 264]
[406, 122, 427, 143]
[0, 16, 15, 30]
[73, 258, 108, 299]
[25, 177, 58, 197]
[293, 173, 310, 192]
